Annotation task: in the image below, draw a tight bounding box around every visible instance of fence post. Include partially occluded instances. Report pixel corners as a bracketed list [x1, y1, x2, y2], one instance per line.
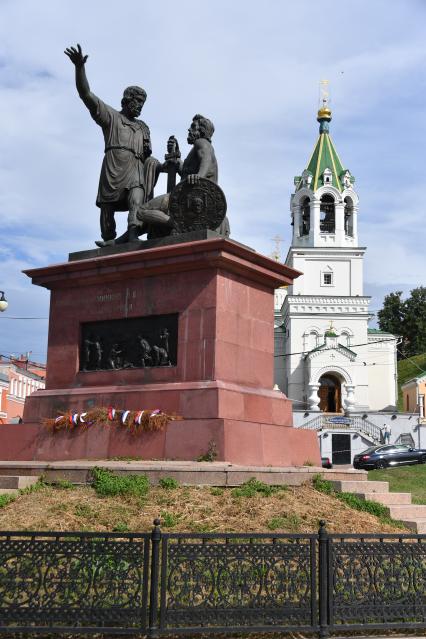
[148, 518, 162, 638]
[318, 520, 329, 639]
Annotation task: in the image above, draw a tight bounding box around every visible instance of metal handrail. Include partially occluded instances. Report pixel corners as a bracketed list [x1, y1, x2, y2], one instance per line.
[296, 414, 382, 442]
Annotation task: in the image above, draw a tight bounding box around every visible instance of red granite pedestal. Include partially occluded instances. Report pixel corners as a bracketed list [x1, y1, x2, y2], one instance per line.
[1, 238, 320, 466]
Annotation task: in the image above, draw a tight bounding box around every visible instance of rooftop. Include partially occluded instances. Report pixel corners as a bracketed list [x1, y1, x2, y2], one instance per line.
[294, 106, 353, 193]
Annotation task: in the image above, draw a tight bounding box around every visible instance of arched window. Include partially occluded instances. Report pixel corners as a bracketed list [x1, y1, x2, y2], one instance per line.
[344, 197, 354, 236]
[304, 329, 319, 351]
[299, 197, 310, 236]
[340, 331, 350, 347]
[320, 194, 335, 233]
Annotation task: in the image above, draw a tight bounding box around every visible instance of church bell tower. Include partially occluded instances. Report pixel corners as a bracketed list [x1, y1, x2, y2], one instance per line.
[280, 84, 372, 413]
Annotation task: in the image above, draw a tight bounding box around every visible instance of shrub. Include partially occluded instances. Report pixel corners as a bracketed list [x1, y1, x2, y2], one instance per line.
[312, 474, 334, 494]
[91, 467, 149, 497]
[197, 440, 218, 462]
[160, 511, 180, 528]
[113, 522, 129, 533]
[231, 478, 284, 498]
[338, 492, 389, 518]
[52, 479, 75, 490]
[159, 477, 179, 490]
[20, 479, 47, 495]
[0, 494, 15, 508]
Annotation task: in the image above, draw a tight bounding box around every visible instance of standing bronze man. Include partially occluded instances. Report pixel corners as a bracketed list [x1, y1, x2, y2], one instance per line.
[65, 44, 160, 243]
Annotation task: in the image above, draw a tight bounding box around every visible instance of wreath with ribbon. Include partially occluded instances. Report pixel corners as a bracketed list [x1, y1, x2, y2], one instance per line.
[43, 406, 181, 434]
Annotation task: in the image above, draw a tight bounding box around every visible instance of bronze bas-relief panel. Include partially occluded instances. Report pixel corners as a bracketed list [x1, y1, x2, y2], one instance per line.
[80, 314, 178, 371]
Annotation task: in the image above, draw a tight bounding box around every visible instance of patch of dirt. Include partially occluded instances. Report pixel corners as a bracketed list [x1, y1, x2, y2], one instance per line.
[0, 484, 404, 533]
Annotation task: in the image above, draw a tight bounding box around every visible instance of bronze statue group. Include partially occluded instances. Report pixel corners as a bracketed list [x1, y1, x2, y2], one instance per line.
[65, 44, 229, 246]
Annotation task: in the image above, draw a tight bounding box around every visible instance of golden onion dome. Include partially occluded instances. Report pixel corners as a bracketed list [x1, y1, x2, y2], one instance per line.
[317, 106, 332, 120]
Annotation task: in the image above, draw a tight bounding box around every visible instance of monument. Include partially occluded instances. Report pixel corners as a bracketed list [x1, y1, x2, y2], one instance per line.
[0, 44, 320, 466]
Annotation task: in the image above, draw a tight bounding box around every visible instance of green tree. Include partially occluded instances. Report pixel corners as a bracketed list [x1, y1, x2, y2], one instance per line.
[378, 291, 405, 357]
[378, 291, 404, 335]
[404, 287, 426, 356]
[378, 287, 426, 358]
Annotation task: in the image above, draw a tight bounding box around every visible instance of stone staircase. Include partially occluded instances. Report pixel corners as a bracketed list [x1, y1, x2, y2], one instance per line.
[330, 479, 426, 533]
[0, 475, 40, 496]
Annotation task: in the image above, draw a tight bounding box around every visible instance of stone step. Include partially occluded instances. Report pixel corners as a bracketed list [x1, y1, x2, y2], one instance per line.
[402, 519, 426, 533]
[330, 480, 389, 493]
[0, 475, 40, 490]
[0, 489, 19, 496]
[354, 492, 412, 505]
[388, 504, 426, 519]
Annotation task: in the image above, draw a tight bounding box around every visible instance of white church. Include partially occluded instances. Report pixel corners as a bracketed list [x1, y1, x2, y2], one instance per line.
[274, 97, 402, 462]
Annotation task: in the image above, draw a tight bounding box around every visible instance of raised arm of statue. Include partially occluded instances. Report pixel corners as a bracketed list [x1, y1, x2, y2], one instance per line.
[64, 43, 97, 112]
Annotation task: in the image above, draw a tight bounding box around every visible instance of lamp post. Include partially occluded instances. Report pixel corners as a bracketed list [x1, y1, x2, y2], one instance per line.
[0, 292, 8, 312]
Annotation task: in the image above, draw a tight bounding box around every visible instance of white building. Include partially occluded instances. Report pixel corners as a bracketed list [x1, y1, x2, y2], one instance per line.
[274, 101, 400, 462]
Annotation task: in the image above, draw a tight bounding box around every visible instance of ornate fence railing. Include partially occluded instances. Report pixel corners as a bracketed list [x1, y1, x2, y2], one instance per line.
[0, 530, 151, 634]
[326, 532, 426, 634]
[0, 521, 426, 636]
[158, 531, 317, 635]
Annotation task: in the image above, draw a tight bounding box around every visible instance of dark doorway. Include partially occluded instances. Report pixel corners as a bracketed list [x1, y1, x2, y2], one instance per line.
[318, 374, 341, 412]
[332, 434, 351, 465]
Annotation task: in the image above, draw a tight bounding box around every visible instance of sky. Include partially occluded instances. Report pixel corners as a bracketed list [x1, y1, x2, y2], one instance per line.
[0, 0, 425, 363]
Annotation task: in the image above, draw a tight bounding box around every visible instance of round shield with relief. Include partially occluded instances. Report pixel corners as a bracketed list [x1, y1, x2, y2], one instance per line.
[168, 178, 227, 233]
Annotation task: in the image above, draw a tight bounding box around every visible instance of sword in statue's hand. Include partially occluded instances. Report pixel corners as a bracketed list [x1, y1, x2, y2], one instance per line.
[164, 135, 181, 193]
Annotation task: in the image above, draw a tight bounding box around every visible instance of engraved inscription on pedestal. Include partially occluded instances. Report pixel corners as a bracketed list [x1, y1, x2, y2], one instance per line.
[80, 314, 178, 371]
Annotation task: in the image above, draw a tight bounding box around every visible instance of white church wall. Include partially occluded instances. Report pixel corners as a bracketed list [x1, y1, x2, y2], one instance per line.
[280, 310, 371, 409]
[292, 258, 351, 296]
[358, 413, 426, 449]
[318, 430, 373, 464]
[292, 411, 426, 453]
[288, 252, 364, 297]
[365, 339, 398, 410]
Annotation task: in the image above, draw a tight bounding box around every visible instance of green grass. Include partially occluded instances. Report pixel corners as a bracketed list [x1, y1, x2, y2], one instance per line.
[50, 479, 75, 490]
[160, 511, 180, 528]
[369, 465, 426, 504]
[158, 477, 179, 490]
[91, 467, 150, 497]
[231, 478, 287, 498]
[210, 487, 224, 496]
[397, 352, 426, 411]
[0, 494, 16, 508]
[267, 514, 302, 532]
[313, 474, 406, 528]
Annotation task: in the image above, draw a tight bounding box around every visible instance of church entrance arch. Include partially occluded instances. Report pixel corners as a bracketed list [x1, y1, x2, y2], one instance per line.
[318, 373, 342, 413]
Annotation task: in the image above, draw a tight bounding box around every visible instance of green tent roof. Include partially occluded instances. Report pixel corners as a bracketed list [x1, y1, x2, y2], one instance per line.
[295, 111, 352, 193]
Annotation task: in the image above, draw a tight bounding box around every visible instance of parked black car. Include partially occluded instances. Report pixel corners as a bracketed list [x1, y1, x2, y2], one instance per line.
[353, 444, 426, 470]
[321, 456, 333, 469]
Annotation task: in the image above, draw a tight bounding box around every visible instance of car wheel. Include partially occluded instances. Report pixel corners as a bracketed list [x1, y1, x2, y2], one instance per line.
[420, 455, 426, 464]
[376, 460, 387, 470]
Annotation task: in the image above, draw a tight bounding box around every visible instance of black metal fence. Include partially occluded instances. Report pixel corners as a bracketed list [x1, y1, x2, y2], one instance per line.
[0, 521, 426, 636]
